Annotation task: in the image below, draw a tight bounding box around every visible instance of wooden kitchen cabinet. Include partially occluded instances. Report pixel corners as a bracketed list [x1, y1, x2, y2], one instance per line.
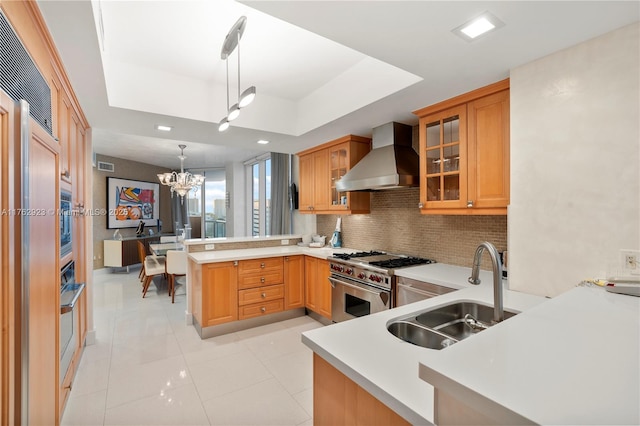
[304, 256, 331, 319]
[284, 255, 305, 310]
[237, 257, 285, 320]
[313, 354, 410, 426]
[414, 79, 510, 215]
[297, 135, 371, 214]
[201, 261, 238, 326]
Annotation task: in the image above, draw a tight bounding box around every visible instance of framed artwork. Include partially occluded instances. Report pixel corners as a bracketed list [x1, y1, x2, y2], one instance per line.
[107, 177, 160, 229]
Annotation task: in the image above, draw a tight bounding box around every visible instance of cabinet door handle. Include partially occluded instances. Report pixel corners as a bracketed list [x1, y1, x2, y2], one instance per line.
[261, 292, 267, 298]
[260, 277, 265, 283]
[260, 307, 266, 313]
[418, 203, 424, 208]
[233, 261, 238, 266]
[285, 257, 289, 261]
[61, 169, 70, 179]
[467, 200, 474, 208]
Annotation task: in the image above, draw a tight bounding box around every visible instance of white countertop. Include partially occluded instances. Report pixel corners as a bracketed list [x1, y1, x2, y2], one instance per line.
[419, 285, 640, 425]
[302, 261, 640, 425]
[395, 262, 506, 290]
[187, 245, 356, 264]
[183, 234, 302, 246]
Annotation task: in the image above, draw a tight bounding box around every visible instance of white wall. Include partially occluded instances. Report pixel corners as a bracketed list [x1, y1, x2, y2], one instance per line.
[509, 23, 640, 297]
[225, 162, 247, 237]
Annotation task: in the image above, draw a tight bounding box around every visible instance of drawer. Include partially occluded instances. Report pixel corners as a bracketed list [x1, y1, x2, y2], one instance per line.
[238, 257, 283, 276]
[238, 270, 284, 289]
[238, 284, 284, 306]
[238, 299, 284, 320]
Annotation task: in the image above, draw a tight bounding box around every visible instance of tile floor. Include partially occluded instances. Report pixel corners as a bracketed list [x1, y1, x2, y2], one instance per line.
[61, 268, 323, 425]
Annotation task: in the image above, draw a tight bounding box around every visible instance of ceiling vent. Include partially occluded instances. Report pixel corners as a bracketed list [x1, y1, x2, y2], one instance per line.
[0, 11, 53, 135]
[97, 161, 114, 173]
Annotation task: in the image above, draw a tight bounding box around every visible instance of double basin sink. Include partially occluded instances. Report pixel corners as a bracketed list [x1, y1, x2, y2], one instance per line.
[387, 301, 517, 350]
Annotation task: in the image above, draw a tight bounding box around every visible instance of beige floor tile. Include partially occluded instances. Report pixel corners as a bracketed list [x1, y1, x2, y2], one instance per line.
[264, 349, 313, 395]
[106, 354, 192, 409]
[60, 390, 107, 426]
[203, 378, 310, 426]
[104, 383, 209, 425]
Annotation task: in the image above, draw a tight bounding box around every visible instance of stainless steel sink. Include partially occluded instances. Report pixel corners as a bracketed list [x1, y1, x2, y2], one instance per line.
[388, 321, 458, 350]
[387, 301, 518, 349]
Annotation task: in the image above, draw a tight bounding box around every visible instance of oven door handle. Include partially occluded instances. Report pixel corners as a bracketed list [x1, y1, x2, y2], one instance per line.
[328, 276, 384, 296]
[60, 282, 85, 314]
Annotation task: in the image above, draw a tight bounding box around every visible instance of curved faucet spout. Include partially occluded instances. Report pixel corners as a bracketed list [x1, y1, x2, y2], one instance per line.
[468, 242, 504, 323]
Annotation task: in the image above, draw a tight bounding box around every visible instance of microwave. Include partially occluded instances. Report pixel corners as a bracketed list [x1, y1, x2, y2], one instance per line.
[60, 190, 72, 256]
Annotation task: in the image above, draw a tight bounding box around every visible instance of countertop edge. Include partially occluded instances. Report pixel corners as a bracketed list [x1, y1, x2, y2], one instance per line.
[418, 363, 535, 425]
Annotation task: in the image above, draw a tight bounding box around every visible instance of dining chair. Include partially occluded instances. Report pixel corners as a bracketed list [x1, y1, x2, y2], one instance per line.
[142, 254, 166, 298]
[137, 240, 165, 286]
[166, 250, 187, 303]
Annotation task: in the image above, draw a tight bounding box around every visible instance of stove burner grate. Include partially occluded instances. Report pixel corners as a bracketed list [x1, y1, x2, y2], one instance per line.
[332, 251, 386, 260]
[368, 257, 436, 269]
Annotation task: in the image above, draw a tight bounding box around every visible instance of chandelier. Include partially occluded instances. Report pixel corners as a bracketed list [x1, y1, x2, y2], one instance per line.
[157, 145, 205, 200]
[218, 16, 256, 132]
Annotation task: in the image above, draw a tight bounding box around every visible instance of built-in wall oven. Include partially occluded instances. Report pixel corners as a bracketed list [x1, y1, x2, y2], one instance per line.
[60, 190, 72, 257]
[60, 261, 84, 384]
[329, 252, 435, 322]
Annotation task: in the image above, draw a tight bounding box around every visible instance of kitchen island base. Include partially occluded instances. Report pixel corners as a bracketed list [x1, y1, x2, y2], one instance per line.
[313, 353, 410, 426]
[194, 308, 305, 339]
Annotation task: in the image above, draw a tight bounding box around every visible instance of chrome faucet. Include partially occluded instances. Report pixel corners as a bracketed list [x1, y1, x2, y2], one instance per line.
[468, 242, 504, 323]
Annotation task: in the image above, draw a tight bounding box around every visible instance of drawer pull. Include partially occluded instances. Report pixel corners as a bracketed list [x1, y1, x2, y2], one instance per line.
[261, 292, 267, 298]
[260, 277, 265, 283]
[260, 262, 265, 268]
[260, 307, 266, 313]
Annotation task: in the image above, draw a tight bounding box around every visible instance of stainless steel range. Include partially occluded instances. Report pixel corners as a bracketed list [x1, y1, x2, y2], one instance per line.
[328, 251, 435, 322]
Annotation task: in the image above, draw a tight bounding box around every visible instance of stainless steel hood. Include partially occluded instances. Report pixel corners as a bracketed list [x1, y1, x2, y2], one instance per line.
[336, 122, 419, 191]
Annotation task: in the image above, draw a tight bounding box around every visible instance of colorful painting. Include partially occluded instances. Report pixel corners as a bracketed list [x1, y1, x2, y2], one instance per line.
[107, 177, 160, 229]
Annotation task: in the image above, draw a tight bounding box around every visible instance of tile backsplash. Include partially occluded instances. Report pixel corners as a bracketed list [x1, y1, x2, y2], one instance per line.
[317, 188, 507, 270]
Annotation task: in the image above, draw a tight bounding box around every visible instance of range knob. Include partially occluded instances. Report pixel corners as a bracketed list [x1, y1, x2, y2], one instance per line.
[345, 268, 354, 275]
[369, 274, 382, 283]
[358, 273, 366, 280]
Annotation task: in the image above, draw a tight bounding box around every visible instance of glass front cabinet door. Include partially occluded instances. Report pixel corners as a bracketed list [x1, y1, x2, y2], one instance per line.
[419, 105, 468, 210]
[329, 143, 348, 210]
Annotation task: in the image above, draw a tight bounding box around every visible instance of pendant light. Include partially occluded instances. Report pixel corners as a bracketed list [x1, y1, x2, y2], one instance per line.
[218, 16, 256, 132]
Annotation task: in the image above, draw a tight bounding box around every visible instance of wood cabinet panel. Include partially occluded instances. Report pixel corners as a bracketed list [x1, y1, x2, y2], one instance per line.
[27, 118, 61, 426]
[238, 299, 284, 320]
[313, 354, 410, 426]
[415, 79, 510, 215]
[238, 284, 284, 306]
[467, 89, 510, 209]
[284, 255, 304, 310]
[304, 256, 331, 319]
[297, 135, 371, 214]
[237, 257, 284, 289]
[202, 262, 238, 327]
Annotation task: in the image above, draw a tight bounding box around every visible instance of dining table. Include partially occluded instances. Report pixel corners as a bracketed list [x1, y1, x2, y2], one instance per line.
[149, 242, 184, 256]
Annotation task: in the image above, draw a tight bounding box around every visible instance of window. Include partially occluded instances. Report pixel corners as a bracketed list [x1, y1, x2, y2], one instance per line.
[187, 169, 226, 238]
[247, 156, 271, 236]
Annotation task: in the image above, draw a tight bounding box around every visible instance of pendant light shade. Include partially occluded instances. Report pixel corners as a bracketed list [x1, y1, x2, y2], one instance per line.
[239, 86, 256, 108]
[217, 16, 256, 131]
[218, 117, 230, 132]
[227, 103, 240, 121]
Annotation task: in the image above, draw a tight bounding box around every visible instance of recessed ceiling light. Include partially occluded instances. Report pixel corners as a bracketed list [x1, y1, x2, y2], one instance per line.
[257, 140, 270, 145]
[454, 12, 504, 41]
[156, 125, 172, 132]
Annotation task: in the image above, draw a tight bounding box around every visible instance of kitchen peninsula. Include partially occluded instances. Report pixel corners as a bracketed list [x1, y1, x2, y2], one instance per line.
[302, 275, 639, 425]
[185, 235, 353, 338]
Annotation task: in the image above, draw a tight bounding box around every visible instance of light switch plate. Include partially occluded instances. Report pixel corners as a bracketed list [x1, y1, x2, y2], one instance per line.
[620, 249, 640, 275]
[281, 239, 289, 245]
[205, 244, 215, 250]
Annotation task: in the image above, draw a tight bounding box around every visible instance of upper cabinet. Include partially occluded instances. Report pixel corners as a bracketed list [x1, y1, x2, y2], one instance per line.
[414, 79, 510, 215]
[297, 135, 371, 214]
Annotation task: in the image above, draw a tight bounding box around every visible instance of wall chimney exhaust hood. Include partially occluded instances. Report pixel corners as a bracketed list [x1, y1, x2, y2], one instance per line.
[336, 122, 419, 191]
